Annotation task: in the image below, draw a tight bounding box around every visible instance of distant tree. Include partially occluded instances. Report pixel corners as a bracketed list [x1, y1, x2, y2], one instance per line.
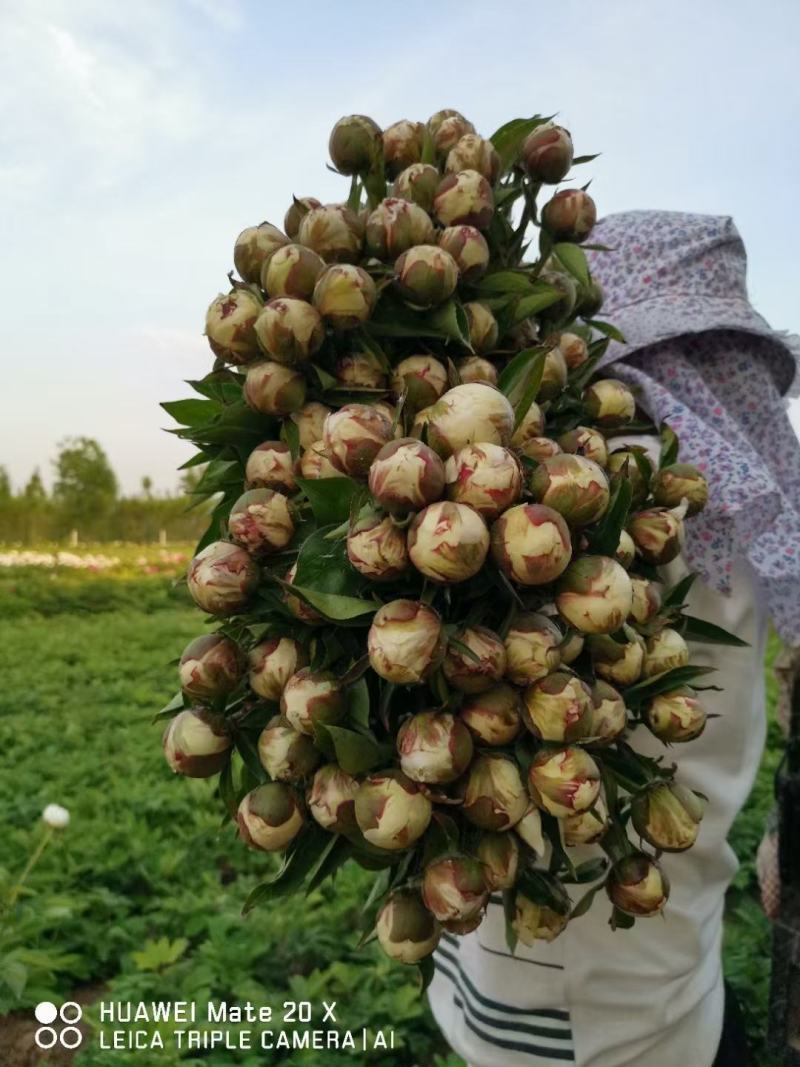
[52, 438, 118, 532]
[141, 475, 153, 498]
[0, 466, 11, 500]
[180, 465, 206, 495]
[23, 468, 47, 503]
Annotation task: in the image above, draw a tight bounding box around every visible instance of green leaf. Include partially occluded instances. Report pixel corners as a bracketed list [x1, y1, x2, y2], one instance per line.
[490, 115, 553, 173]
[572, 153, 601, 165]
[417, 955, 436, 993]
[313, 723, 392, 775]
[553, 243, 590, 287]
[233, 730, 266, 783]
[296, 476, 361, 526]
[679, 615, 750, 647]
[659, 423, 680, 467]
[585, 478, 632, 556]
[305, 834, 352, 894]
[510, 287, 562, 326]
[512, 351, 547, 430]
[426, 300, 472, 348]
[161, 398, 221, 426]
[498, 344, 549, 399]
[570, 857, 609, 884]
[217, 759, 238, 820]
[610, 906, 635, 931]
[132, 936, 189, 972]
[570, 881, 605, 919]
[293, 526, 365, 597]
[662, 572, 698, 608]
[152, 690, 186, 723]
[474, 270, 538, 295]
[193, 457, 242, 494]
[346, 676, 372, 731]
[289, 585, 379, 621]
[346, 176, 362, 213]
[623, 664, 717, 705]
[312, 364, 338, 391]
[502, 889, 518, 955]
[243, 825, 333, 913]
[0, 958, 28, 999]
[585, 319, 626, 342]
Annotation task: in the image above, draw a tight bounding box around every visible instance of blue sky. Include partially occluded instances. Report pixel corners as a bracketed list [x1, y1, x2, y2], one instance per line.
[2, 0, 799, 493]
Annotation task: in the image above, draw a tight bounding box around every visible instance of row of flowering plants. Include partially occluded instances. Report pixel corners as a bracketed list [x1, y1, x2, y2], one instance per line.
[158, 108, 745, 985]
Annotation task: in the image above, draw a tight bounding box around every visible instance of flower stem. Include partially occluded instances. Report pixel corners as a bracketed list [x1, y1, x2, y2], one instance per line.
[6, 825, 54, 909]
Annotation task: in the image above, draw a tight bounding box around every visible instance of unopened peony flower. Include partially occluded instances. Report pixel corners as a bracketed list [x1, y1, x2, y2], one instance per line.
[397, 710, 474, 784]
[521, 122, 574, 183]
[365, 197, 435, 260]
[237, 783, 304, 851]
[290, 401, 332, 450]
[394, 244, 459, 308]
[422, 383, 515, 458]
[642, 627, 690, 678]
[491, 504, 572, 586]
[523, 671, 593, 743]
[179, 633, 243, 702]
[233, 222, 289, 283]
[556, 556, 633, 634]
[528, 746, 601, 817]
[607, 854, 669, 917]
[347, 512, 409, 581]
[368, 438, 446, 513]
[205, 289, 262, 365]
[377, 890, 441, 964]
[445, 133, 500, 182]
[324, 403, 394, 478]
[538, 346, 569, 400]
[520, 436, 564, 463]
[422, 855, 488, 923]
[460, 683, 523, 745]
[408, 501, 490, 583]
[444, 443, 522, 520]
[328, 114, 382, 174]
[313, 264, 376, 329]
[284, 196, 322, 240]
[280, 668, 345, 736]
[588, 632, 645, 687]
[307, 764, 359, 832]
[244, 360, 306, 416]
[541, 189, 597, 243]
[263, 244, 326, 300]
[283, 563, 324, 625]
[354, 769, 432, 850]
[382, 120, 425, 176]
[631, 781, 704, 853]
[629, 578, 663, 625]
[248, 636, 308, 701]
[187, 541, 259, 616]
[391, 355, 448, 410]
[257, 715, 320, 782]
[459, 755, 528, 830]
[558, 426, 608, 468]
[457, 356, 497, 385]
[563, 798, 610, 846]
[42, 804, 71, 829]
[438, 225, 490, 281]
[588, 680, 627, 743]
[245, 441, 297, 494]
[504, 612, 563, 685]
[645, 688, 707, 742]
[529, 454, 610, 526]
[163, 709, 231, 778]
[557, 331, 590, 370]
[299, 440, 340, 480]
[254, 297, 324, 363]
[628, 507, 686, 565]
[478, 832, 520, 890]
[509, 406, 545, 454]
[368, 599, 444, 684]
[443, 625, 507, 694]
[615, 530, 637, 570]
[298, 203, 364, 263]
[335, 349, 387, 390]
[582, 379, 636, 428]
[392, 163, 441, 213]
[428, 109, 475, 151]
[513, 893, 569, 945]
[433, 169, 494, 229]
[652, 463, 709, 515]
[228, 489, 294, 557]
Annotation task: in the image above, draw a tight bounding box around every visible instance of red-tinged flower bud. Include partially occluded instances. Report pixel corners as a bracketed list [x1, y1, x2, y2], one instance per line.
[307, 764, 359, 833]
[257, 715, 320, 782]
[521, 122, 574, 184]
[433, 170, 494, 230]
[652, 463, 709, 516]
[477, 831, 520, 890]
[557, 331, 590, 371]
[245, 441, 297, 495]
[445, 134, 500, 183]
[556, 556, 633, 634]
[509, 403, 545, 452]
[284, 196, 322, 240]
[643, 627, 689, 679]
[445, 443, 522, 520]
[515, 804, 546, 853]
[523, 671, 593, 743]
[563, 797, 610, 846]
[628, 507, 685, 565]
[463, 301, 499, 354]
[397, 710, 474, 784]
[382, 120, 425, 176]
[298, 204, 364, 263]
[335, 349, 387, 391]
[607, 853, 669, 917]
[244, 360, 306, 416]
[584, 382, 636, 435]
[289, 401, 331, 450]
[438, 225, 491, 281]
[516, 437, 563, 465]
[324, 403, 394, 478]
[377, 890, 441, 964]
[237, 782, 304, 852]
[607, 449, 650, 508]
[368, 437, 446, 513]
[263, 244, 326, 301]
[163, 709, 231, 778]
[179, 634, 243, 702]
[457, 355, 497, 385]
[365, 197, 435, 260]
[187, 541, 259, 616]
[408, 501, 490, 583]
[283, 563, 324, 625]
[505, 615, 563, 687]
[629, 578, 662, 624]
[538, 347, 569, 401]
[423, 855, 488, 923]
[616, 530, 636, 570]
[491, 504, 573, 587]
[392, 163, 441, 213]
[354, 769, 432, 850]
[299, 440, 340, 480]
[588, 632, 644, 687]
[248, 636, 308, 701]
[347, 512, 409, 581]
[280, 668, 345, 736]
[228, 488, 294, 557]
[422, 383, 515, 458]
[542, 189, 597, 243]
[645, 688, 706, 742]
[254, 297, 324, 363]
[368, 599, 445, 685]
[233, 222, 289, 284]
[328, 114, 382, 174]
[528, 746, 601, 817]
[558, 426, 608, 468]
[513, 892, 569, 945]
[588, 680, 627, 744]
[538, 269, 578, 326]
[428, 109, 476, 153]
[443, 626, 507, 694]
[529, 454, 610, 527]
[631, 781, 704, 853]
[461, 683, 523, 746]
[459, 755, 528, 830]
[205, 289, 262, 365]
[313, 264, 376, 330]
[394, 244, 459, 308]
[391, 355, 448, 410]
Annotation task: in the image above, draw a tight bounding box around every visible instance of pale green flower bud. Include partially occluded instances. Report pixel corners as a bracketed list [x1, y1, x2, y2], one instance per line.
[368, 599, 445, 685]
[280, 668, 345, 736]
[244, 360, 306, 416]
[205, 289, 262, 365]
[642, 627, 690, 679]
[179, 634, 242, 702]
[382, 120, 425, 176]
[523, 671, 593, 743]
[459, 755, 528, 831]
[354, 769, 432, 850]
[438, 225, 490, 281]
[263, 244, 326, 301]
[397, 710, 474, 784]
[248, 636, 308, 701]
[328, 114, 382, 174]
[607, 853, 669, 917]
[652, 463, 709, 516]
[445, 443, 522, 520]
[631, 781, 704, 852]
[376, 890, 441, 964]
[443, 626, 507, 694]
[228, 488, 294, 558]
[408, 501, 490, 583]
[556, 556, 633, 634]
[422, 855, 488, 923]
[187, 541, 259, 616]
[163, 709, 231, 778]
[529, 454, 610, 526]
[528, 746, 601, 817]
[237, 783, 303, 852]
[461, 683, 523, 746]
[233, 222, 289, 284]
[433, 169, 494, 229]
[491, 505, 572, 587]
[257, 715, 320, 782]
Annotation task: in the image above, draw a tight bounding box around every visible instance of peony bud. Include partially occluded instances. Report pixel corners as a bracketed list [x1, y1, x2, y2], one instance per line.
[335, 349, 387, 390]
[557, 331, 590, 371]
[394, 244, 459, 308]
[233, 222, 289, 284]
[628, 507, 685, 565]
[523, 671, 593, 743]
[577, 277, 605, 317]
[397, 710, 474, 784]
[607, 449, 650, 508]
[392, 163, 441, 213]
[615, 530, 636, 570]
[538, 347, 569, 401]
[478, 832, 520, 890]
[542, 189, 597, 243]
[307, 764, 359, 833]
[329, 114, 382, 174]
[461, 683, 523, 746]
[643, 627, 689, 679]
[438, 225, 490, 281]
[459, 755, 528, 830]
[422, 855, 488, 923]
[563, 798, 610, 846]
[237, 783, 303, 852]
[428, 109, 475, 153]
[588, 680, 627, 744]
[444, 443, 522, 520]
[513, 893, 569, 945]
[583, 379, 637, 430]
[515, 805, 546, 853]
[187, 541, 259, 616]
[365, 197, 435, 260]
[538, 269, 578, 327]
[229, 488, 294, 558]
[244, 360, 306, 416]
[368, 437, 446, 513]
[556, 556, 633, 635]
[463, 301, 499, 354]
[629, 578, 662, 625]
[290, 401, 331, 450]
[529, 454, 610, 526]
[42, 804, 70, 829]
[433, 170, 494, 230]
[299, 440, 340, 480]
[558, 426, 608, 468]
[421, 383, 514, 458]
[347, 512, 409, 581]
[391, 355, 448, 410]
[245, 441, 297, 494]
[382, 120, 425, 176]
[491, 504, 573, 587]
[205, 289, 262, 365]
[263, 244, 326, 301]
[529, 746, 601, 818]
[443, 626, 507, 693]
[520, 122, 574, 184]
[284, 196, 322, 240]
[313, 264, 376, 330]
[445, 134, 500, 183]
[298, 204, 363, 263]
[163, 709, 231, 778]
[324, 403, 394, 478]
[248, 636, 308, 701]
[631, 781, 704, 853]
[354, 769, 432, 850]
[257, 715, 320, 782]
[254, 298, 324, 363]
[280, 668, 345, 736]
[368, 599, 444, 685]
[408, 501, 490, 583]
[377, 890, 441, 964]
[645, 688, 707, 742]
[510, 401, 546, 450]
[607, 854, 669, 917]
[457, 355, 497, 385]
[652, 463, 709, 516]
[587, 632, 644, 687]
[283, 563, 324, 625]
[179, 634, 243, 702]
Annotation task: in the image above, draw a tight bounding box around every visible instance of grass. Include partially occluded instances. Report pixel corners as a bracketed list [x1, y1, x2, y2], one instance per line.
[0, 567, 782, 1064]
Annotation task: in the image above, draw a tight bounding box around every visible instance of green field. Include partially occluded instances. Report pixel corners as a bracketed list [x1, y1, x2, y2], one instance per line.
[0, 561, 781, 1065]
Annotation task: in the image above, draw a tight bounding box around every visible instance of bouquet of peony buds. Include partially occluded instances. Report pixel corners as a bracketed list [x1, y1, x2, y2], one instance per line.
[159, 109, 741, 982]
